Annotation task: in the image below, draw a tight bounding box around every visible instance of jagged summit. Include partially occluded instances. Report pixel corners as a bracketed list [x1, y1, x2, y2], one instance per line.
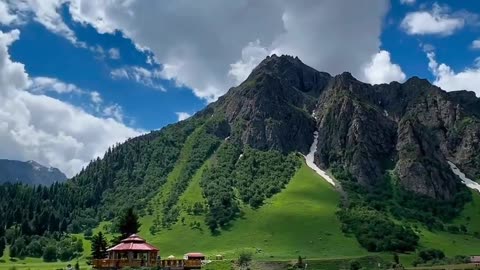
[216, 55, 480, 199]
[245, 54, 331, 96]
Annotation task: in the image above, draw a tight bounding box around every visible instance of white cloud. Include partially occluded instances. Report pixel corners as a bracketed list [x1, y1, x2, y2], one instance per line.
[111, 66, 165, 90]
[29, 76, 83, 94]
[175, 112, 191, 122]
[363, 50, 406, 84]
[400, 0, 415, 5]
[9, 0, 389, 102]
[108, 48, 120, 59]
[472, 39, 480, 49]
[427, 51, 480, 97]
[401, 3, 466, 36]
[12, 0, 85, 46]
[103, 104, 123, 122]
[0, 29, 141, 177]
[0, 1, 18, 25]
[228, 40, 269, 85]
[90, 91, 102, 104]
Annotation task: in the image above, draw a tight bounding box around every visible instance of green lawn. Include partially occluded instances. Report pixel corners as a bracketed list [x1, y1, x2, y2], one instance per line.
[0, 246, 89, 270]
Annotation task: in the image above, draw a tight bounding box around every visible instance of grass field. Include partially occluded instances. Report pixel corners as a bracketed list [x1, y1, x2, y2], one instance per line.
[0, 245, 89, 270]
[140, 162, 367, 259]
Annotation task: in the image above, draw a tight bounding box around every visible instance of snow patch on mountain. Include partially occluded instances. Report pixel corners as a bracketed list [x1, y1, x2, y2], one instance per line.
[448, 161, 480, 192]
[305, 131, 336, 186]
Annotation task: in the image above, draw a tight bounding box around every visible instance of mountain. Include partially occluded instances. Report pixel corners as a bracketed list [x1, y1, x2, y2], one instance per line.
[216, 55, 480, 200]
[0, 159, 67, 185]
[1, 55, 480, 259]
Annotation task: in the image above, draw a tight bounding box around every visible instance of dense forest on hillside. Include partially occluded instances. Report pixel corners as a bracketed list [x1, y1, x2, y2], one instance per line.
[332, 165, 473, 252]
[0, 114, 209, 259]
[0, 108, 302, 259]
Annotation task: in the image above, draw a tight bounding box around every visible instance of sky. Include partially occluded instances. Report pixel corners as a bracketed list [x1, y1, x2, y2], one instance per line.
[0, 0, 479, 177]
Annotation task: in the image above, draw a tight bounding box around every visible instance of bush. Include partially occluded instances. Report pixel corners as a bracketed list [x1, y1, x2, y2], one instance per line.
[237, 251, 253, 270]
[26, 240, 43, 257]
[338, 207, 419, 252]
[350, 261, 361, 270]
[417, 249, 445, 263]
[43, 245, 57, 262]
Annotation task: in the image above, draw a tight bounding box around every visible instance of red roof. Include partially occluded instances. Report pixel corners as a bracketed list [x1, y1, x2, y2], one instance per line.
[107, 234, 159, 252]
[185, 253, 205, 258]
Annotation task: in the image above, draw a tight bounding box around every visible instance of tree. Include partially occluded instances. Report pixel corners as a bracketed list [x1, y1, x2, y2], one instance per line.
[43, 245, 57, 262]
[350, 261, 361, 270]
[237, 250, 252, 270]
[393, 253, 400, 264]
[75, 238, 84, 253]
[0, 237, 5, 258]
[91, 232, 108, 259]
[26, 239, 43, 257]
[117, 208, 141, 240]
[296, 256, 305, 268]
[10, 237, 27, 258]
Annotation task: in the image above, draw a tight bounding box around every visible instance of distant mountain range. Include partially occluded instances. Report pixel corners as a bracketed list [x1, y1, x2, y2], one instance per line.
[0, 159, 67, 185]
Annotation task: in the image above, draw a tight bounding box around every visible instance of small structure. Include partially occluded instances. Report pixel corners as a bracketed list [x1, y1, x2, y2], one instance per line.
[184, 253, 205, 269]
[92, 234, 204, 269]
[93, 234, 159, 268]
[470, 256, 480, 266]
[215, 254, 223, 260]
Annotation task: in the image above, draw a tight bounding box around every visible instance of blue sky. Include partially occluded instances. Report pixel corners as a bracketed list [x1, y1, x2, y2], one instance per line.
[0, 0, 479, 176]
[4, 13, 205, 130]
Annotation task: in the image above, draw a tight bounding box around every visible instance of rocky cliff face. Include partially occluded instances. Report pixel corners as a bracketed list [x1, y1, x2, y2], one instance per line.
[214, 55, 331, 154]
[213, 55, 480, 200]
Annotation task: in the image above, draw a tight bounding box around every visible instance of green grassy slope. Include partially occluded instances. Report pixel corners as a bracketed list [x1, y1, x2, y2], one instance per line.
[140, 162, 367, 259]
[417, 191, 480, 256]
[0, 237, 91, 270]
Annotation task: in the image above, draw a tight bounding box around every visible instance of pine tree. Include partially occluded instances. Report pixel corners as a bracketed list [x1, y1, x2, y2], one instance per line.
[118, 208, 140, 239]
[91, 232, 108, 259]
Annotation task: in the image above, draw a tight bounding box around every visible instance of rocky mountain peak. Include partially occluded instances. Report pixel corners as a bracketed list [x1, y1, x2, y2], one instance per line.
[206, 55, 480, 200]
[248, 54, 331, 96]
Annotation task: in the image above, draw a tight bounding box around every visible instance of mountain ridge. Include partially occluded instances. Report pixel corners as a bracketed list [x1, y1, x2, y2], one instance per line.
[0, 159, 67, 186]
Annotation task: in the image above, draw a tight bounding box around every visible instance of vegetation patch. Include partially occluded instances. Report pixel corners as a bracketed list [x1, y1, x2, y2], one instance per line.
[331, 165, 472, 252]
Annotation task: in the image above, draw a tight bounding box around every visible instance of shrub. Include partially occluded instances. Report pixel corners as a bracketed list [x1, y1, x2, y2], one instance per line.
[43, 245, 57, 262]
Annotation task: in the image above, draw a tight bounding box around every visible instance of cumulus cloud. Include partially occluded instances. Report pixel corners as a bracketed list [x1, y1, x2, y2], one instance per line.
[11, 0, 85, 46]
[427, 51, 480, 97]
[111, 66, 165, 90]
[401, 3, 467, 36]
[363, 50, 406, 84]
[0, 29, 141, 177]
[175, 112, 191, 122]
[0, 1, 17, 25]
[228, 40, 269, 85]
[8, 0, 389, 101]
[108, 48, 120, 59]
